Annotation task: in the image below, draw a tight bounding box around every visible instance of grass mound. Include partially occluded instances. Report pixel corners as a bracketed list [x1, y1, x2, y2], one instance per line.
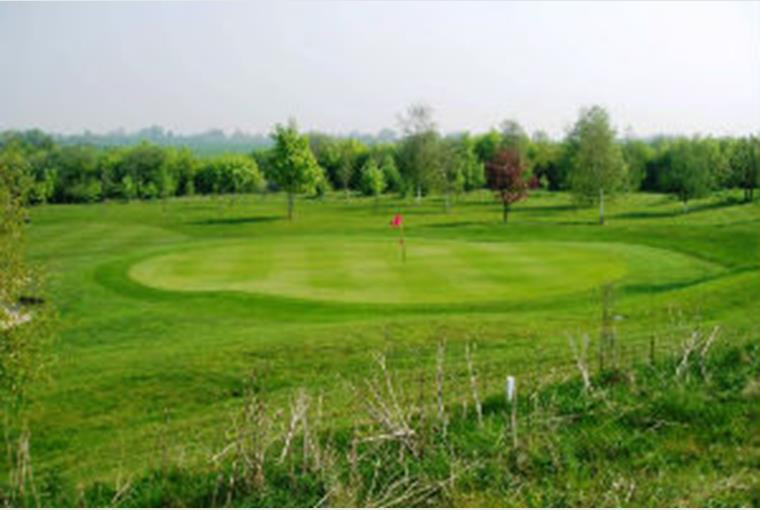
[128, 238, 717, 305]
[14, 336, 760, 507]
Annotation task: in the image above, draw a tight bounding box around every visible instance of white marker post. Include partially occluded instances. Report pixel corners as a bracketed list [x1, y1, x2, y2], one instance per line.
[505, 375, 518, 448]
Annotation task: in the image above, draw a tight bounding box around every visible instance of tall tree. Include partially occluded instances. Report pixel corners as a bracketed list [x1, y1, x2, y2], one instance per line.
[397, 103, 440, 201]
[455, 134, 485, 191]
[485, 148, 529, 223]
[380, 154, 403, 194]
[566, 106, 628, 225]
[528, 131, 562, 190]
[267, 121, 324, 220]
[474, 130, 502, 166]
[500, 119, 530, 165]
[335, 139, 367, 197]
[621, 139, 654, 192]
[729, 136, 759, 202]
[436, 136, 483, 212]
[359, 158, 386, 206]
[659, 137, 715, 212]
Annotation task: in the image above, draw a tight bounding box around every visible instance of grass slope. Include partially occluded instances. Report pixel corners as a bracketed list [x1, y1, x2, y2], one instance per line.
[17, 190, 760, 484]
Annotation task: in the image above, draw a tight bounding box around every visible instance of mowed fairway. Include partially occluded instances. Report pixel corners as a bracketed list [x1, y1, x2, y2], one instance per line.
[22, 191, 759, 482]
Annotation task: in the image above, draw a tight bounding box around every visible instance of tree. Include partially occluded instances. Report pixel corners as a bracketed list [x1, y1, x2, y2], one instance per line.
[436, 138, 468, 212]
[380, 154, 403, 194]
[500, 119, 530, 165]
[485, 149, 529, 223]
[566, 106, 627, 225]
[621, 139, 654, 192]
[729, 136, 759, 202]
[474, 130, 502, 165]
[267, 121, 324, 220]
[659, 137, 715, 212]
[335, 139, 367, 197]
[455, 134, 485, 191]
[50, 145, 101, 203]
[397, 103, 440, 201]
[0, 146, 54, 503]
[359, 158, 386, 205]
[527, 131, 562, 190]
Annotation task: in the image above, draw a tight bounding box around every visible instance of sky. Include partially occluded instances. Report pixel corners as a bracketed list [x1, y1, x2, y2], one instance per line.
[0, 1, 758, 138]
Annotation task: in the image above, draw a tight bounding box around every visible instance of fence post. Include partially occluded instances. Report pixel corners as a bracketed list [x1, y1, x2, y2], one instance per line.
[505, 375, 518, 449]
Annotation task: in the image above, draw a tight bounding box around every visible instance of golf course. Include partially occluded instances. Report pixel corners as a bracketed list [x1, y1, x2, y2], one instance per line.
[23, 190, 758, 487]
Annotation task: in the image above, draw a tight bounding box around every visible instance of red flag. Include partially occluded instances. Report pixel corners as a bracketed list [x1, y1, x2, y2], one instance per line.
[390, 214, 403, 228]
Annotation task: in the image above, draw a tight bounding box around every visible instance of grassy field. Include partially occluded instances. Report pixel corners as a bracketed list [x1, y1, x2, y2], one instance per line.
[22, 189, 759, 485]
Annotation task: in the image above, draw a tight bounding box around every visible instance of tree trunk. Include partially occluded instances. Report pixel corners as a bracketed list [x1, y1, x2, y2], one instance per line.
[599, 188, 605, 225]
[444, 191, 450, 213]
[287, 192, 294, 221]
[416, 183, 422, 203]
[502, 201, 509, 224]
[682, 199, 689, 214]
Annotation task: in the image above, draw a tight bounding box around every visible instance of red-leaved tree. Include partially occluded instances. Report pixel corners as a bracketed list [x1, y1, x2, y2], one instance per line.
[485, 148, 529, 223]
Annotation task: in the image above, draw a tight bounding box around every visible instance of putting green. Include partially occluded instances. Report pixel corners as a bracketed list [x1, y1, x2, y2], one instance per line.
[128, 238, 717, 305]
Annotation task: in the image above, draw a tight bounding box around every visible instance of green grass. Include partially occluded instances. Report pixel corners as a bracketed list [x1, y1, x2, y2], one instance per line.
[19, 189, 760, 487]
[20, 338, 760, 507]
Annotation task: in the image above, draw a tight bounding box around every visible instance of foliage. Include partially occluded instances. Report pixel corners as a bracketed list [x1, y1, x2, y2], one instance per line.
[195, 154, 263, 195]
[566, 105, 628, 224]
[397, 104, 440, 199]
[500, 119, 530, 166]
[0, 148, 55, 505]
[485, 148, 529, 223]
[528, 131, 562, 190]
[473, 129, 502, 165]
[658, 137, 716, 210]
[267, 121, 324, 219]
[380, 153, 404, 194]
[2, 127, 758, 205]
[729, 136, 759, 202]
[359, 158, 386, 198]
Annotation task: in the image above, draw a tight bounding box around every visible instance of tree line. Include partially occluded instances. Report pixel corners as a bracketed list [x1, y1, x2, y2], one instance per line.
[1, 105, 758, 221]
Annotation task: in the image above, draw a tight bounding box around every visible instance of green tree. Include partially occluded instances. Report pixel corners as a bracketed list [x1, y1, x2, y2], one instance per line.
[380, 154, 403, 194]
[729, 136, 759, 202]
[359, 158, 386, 204]
[659, 137, 715, 212]
[0, 146, 54, 504]
[566, 106, 628, 225]
[455, 134, 485, 191]
[267, 121, 324, 220]
[335, 139, 367, 197]
[621, 139, 654, 192]
[50, 145, 101, 203]
[527, 131, 562, 190]
[500, 119, 530, 166]
[473, 130, 502, 165]
[119, 142, 167, 199]
[397, 103, 440, 201]
[436, 138, 467, 212]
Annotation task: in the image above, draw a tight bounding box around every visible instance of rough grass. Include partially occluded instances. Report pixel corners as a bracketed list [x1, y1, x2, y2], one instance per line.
[9, 336, 760, 507]
[15, 189, 760, 487]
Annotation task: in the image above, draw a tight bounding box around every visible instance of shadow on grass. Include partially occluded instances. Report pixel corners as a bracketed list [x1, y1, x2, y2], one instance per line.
[612, 199, 746, 220]
[190, 215, 281, 226]
[519, 204, 577, 214]
[426, 221, 487, 229]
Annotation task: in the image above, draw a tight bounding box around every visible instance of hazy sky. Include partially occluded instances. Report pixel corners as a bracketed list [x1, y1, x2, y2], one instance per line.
[1, 1, 758, 137]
